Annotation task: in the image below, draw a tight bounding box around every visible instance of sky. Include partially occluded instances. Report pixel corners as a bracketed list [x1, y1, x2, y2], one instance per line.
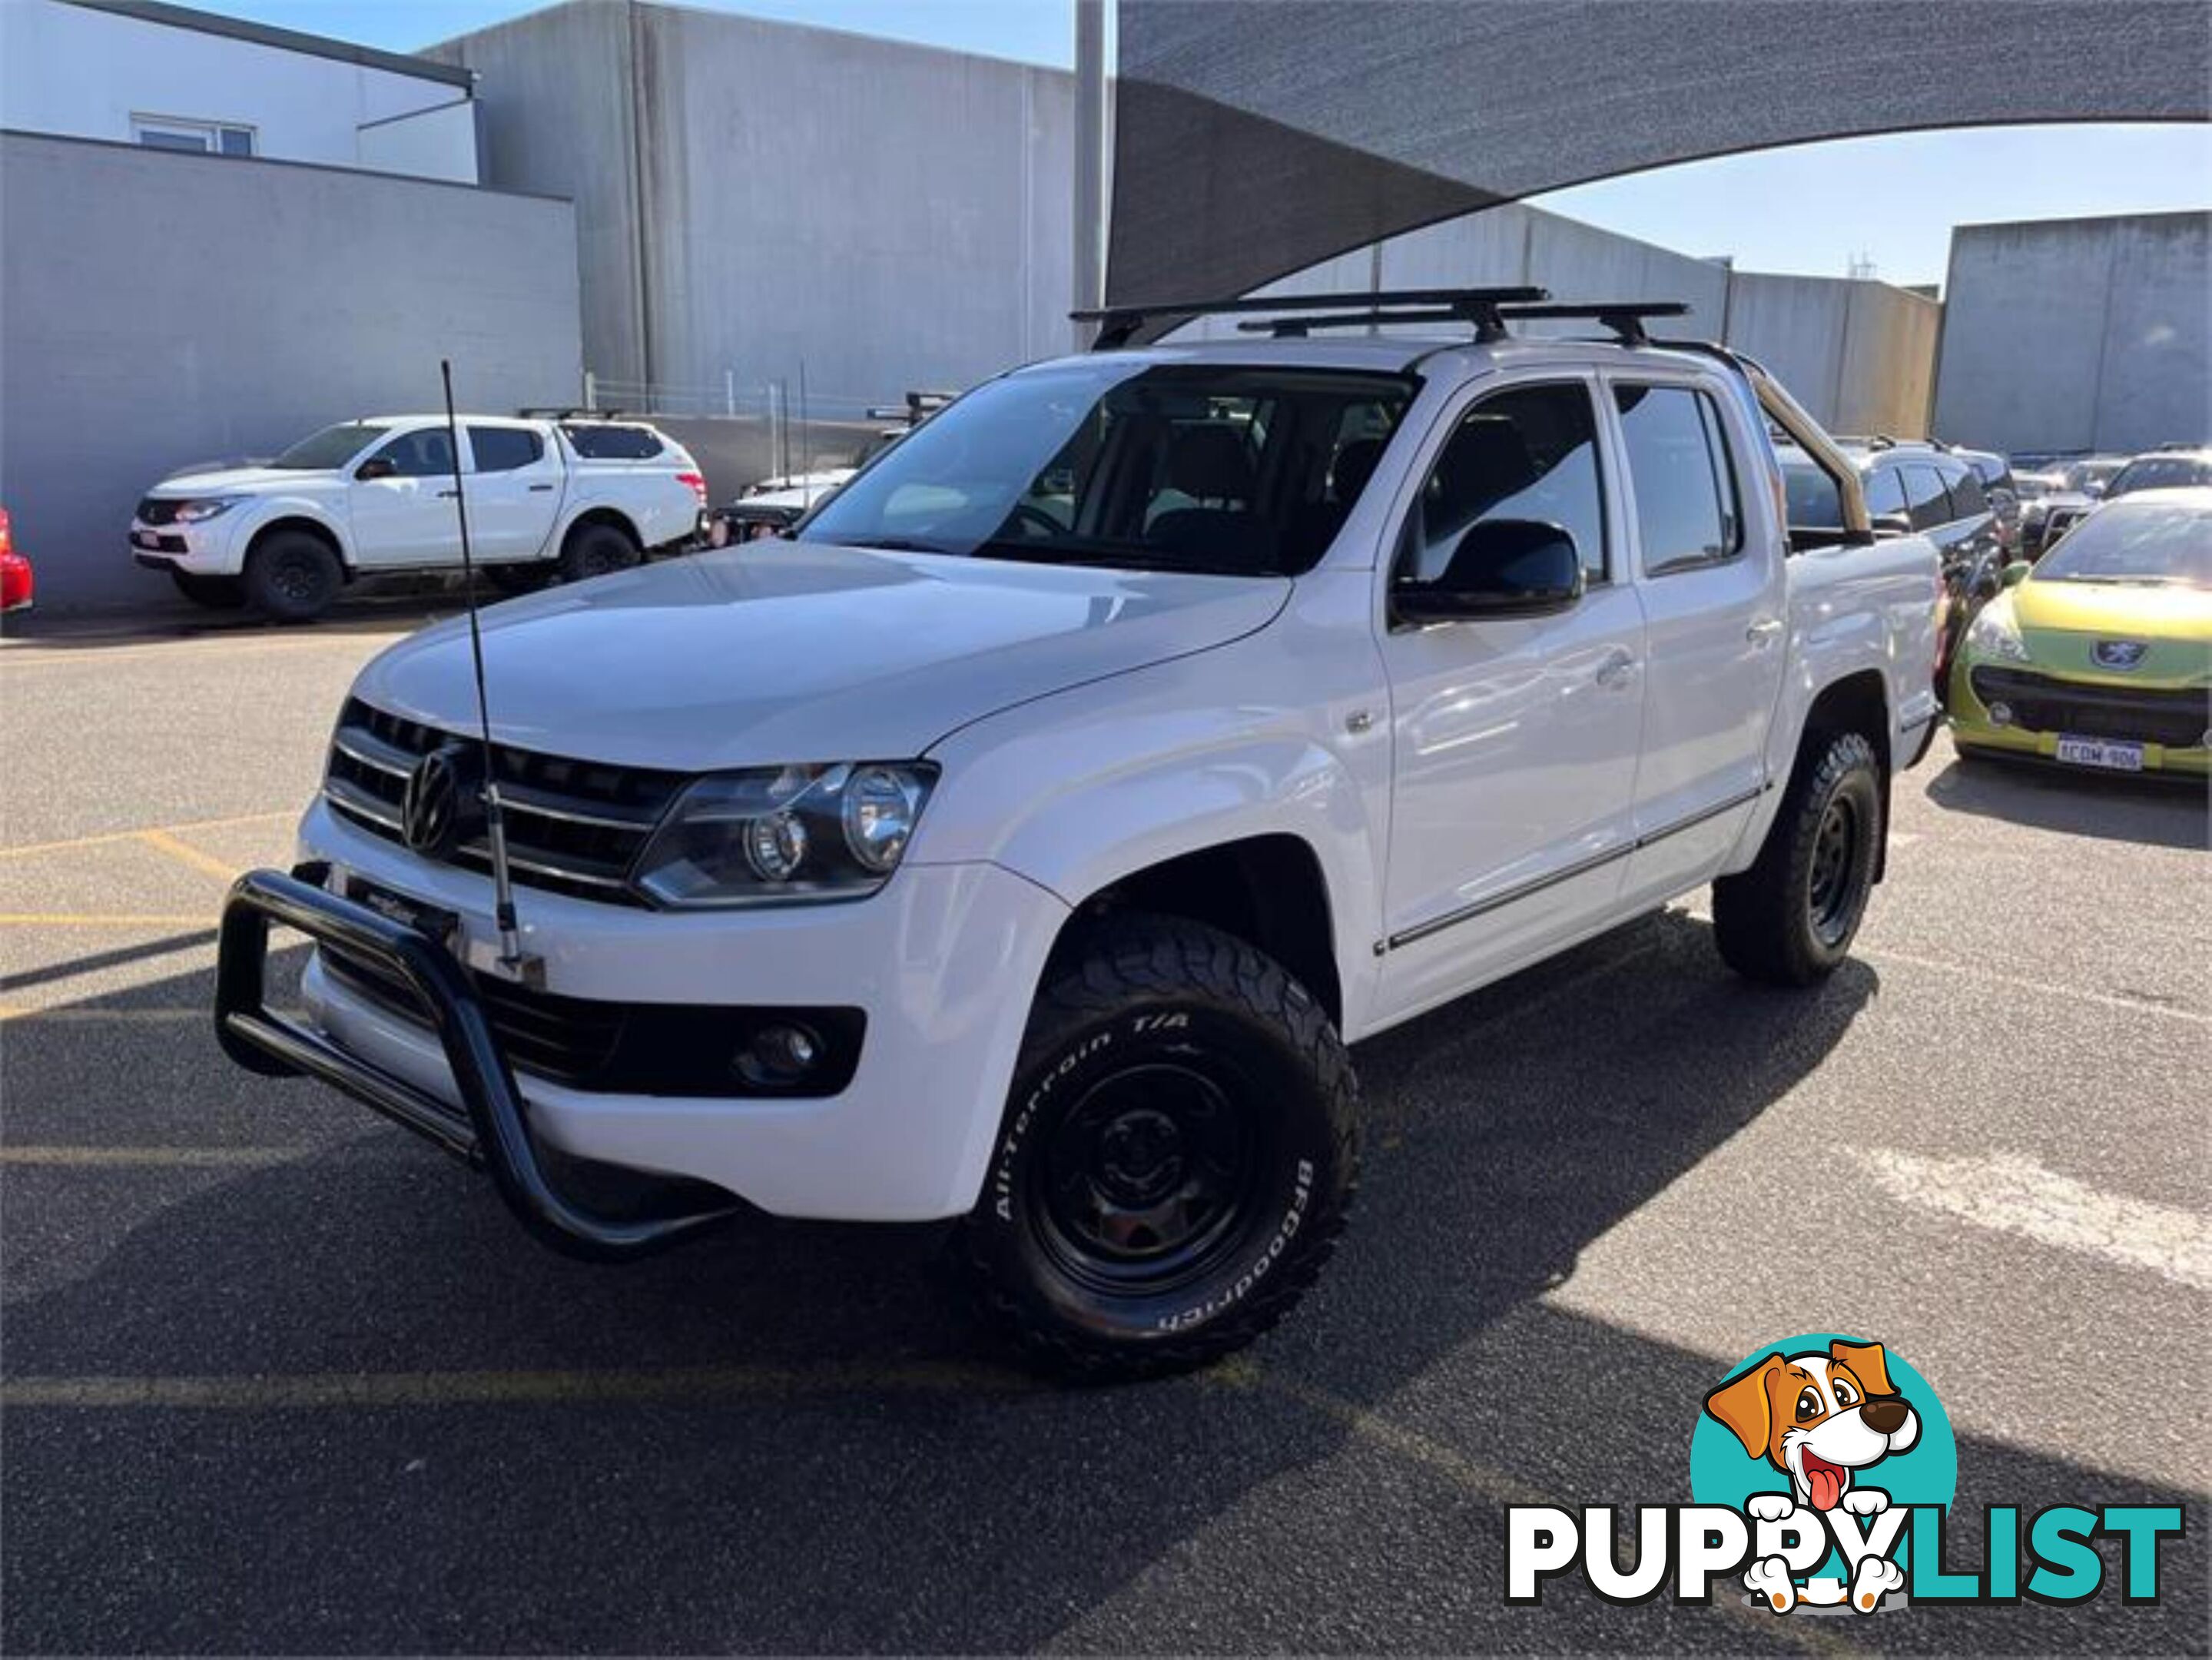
[201, 0, 2209, 290]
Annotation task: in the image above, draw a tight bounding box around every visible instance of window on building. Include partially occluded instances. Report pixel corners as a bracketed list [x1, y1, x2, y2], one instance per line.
[1398, 383, 1609, 586]
[1613, 384, 1742, 576]
[468, 427, 546, 473]
[133, 116, 257, 157]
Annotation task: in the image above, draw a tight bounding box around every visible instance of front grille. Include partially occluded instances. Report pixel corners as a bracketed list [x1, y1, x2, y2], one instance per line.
[1968, 668, 2210, 749]
[136, 497, 183, 526]
[319, 945, 863, 1097]
[322, 698, 688, 905]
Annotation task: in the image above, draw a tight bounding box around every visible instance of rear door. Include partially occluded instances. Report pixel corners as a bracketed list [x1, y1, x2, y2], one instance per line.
[463, 423, 563, 560]
[1374, 374, 1648, 1021]
[1603, 373, 1787, 906]
[347, 425, 461, 568]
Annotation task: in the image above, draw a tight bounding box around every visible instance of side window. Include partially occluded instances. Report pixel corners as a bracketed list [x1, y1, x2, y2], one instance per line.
[1863, 466, 1908, 519]
[562, 423, 665, 460]
[1613, 384, 1742, 576]
[1946, 466, 1988, 519]
[370, 429, 455, 479]
[1901, 464, 1950, 530]
[1398, 383, 1607, 586]
[469, 426, 546, 473]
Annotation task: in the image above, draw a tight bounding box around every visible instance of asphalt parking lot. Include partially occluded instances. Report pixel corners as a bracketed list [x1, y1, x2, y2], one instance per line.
[2, 606, 2207, 1655]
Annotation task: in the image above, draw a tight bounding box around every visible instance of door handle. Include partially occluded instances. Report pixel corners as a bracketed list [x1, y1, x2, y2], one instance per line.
[527, 483, 555, 492]
[1594, 649, 1638, 689]
[436, 488, 459, 499]
[1746, 617, 1784, 646]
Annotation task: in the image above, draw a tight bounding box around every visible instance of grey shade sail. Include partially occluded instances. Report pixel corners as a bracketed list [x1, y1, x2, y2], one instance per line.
[1106, 0, 2211, 316]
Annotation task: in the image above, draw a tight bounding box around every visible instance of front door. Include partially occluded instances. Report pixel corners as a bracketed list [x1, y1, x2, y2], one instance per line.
[1375, 376, 1648, 1024]
[348, 426, 462, 569]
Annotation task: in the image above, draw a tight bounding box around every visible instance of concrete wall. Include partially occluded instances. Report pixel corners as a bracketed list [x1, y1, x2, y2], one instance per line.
[0, 132, 582, 609]
[1722, 272, 1941, 437]
[1934, 211, 2210, 455]
[433, 0, 1073, 422]
[0, 0, 477, 181]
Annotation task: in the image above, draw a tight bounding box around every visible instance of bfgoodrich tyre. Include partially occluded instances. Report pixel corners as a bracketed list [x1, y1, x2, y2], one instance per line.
[1712, 730, 1882, 987]
[961, 914, 1358, 1381]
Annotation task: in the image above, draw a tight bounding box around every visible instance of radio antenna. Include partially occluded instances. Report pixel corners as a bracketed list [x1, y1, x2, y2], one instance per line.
[439, 360, 532, 982]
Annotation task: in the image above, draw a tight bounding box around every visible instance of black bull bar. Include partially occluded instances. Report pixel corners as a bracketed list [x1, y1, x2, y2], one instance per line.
[215, 865, 735, 1260]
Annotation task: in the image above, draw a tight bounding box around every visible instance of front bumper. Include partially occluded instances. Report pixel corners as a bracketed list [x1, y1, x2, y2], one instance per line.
[130, 517, 240, 574]
[1948, 656, 2211, 776]
[232, 800, 1070, 1227]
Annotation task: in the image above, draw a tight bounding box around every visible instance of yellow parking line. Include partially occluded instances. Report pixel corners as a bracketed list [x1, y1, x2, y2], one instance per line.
[135, 828, 240, 882]
[1, 1145, 300, 1167]
[0, 1359, 1039, 1410]
[0, 914, 213, 928]
[0, 1007, 203, 1023]
[0, 810, 290, 862]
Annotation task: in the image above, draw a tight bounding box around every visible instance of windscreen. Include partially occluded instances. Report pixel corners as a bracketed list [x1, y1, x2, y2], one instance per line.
[2036, 500, 2210, 587]
[272, 423, 390, 470]
[2106, 455, 2212, 498]
[796, 362, 1415, 576]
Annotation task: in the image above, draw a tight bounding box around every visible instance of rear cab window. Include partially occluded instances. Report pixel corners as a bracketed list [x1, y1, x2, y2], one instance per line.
[468, 426, 546, 473]
[1612, 383, 1743, 576]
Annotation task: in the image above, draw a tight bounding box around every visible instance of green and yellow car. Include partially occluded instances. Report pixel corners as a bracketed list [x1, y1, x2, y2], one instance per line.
[1949, 487, 2211, 779]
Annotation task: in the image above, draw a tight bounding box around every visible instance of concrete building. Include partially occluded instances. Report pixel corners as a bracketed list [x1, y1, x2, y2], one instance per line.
[1, 1, 582, 611]
[0, 0, 480, 181]
[426, 0, 1074, 425]
[1933, 211, 2210, 456]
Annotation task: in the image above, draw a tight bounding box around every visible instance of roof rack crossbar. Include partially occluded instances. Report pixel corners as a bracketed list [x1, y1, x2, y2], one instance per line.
[1075, 285, 1548, 349]
[516, 407, 632, 420]
[1235, 299, 1694, 347]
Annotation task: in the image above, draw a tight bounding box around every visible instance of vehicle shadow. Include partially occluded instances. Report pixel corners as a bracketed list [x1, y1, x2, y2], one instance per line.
[5, 914, 2202, 1652]
[1923, 752, 2209, 852]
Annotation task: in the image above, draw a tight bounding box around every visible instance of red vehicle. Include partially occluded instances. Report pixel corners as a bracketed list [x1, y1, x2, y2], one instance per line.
[0, 507, 32, 614]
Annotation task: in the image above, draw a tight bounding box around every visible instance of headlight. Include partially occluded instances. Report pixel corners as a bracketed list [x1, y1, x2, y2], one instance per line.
[171, 496, 244, 523]
[1966, 608, 2030, 662]
[631, 762, 937, 908]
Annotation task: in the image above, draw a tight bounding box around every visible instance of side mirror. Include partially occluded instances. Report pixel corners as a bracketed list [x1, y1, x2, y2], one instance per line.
[2001, 561, 2031, 589]
[1395, 519, 1583, 625]
[1870, 513, 1913, 538]
[355, 456, 399, 482]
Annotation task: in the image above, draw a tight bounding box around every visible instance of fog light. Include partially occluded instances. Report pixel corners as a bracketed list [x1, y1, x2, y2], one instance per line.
[1988, 701, 2013, 727]
[735, 1021, 821, 1088]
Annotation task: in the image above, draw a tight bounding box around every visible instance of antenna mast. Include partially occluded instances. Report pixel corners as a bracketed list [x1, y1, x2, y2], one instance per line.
[439, 360, 532, 982]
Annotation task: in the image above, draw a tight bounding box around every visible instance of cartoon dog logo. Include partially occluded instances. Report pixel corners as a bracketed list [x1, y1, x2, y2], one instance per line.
[1704, 1340, 1921, 1612]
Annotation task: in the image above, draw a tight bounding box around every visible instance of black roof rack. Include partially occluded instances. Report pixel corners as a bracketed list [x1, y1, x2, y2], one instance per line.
[1229, 298, 1693, 347]
[1074, 286, 1549, 350]
[517, 407, 635, 421]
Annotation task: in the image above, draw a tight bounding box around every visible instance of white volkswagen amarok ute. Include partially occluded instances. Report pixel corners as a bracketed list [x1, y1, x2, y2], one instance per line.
[215, 290, 1942, 1379]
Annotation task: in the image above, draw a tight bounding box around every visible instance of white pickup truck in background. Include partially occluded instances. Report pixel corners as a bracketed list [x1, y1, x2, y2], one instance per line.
[132, 414, 707, 620]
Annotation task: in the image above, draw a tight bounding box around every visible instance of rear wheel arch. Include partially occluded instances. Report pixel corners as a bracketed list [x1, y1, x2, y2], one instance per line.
[1797, 669, 1892, 882]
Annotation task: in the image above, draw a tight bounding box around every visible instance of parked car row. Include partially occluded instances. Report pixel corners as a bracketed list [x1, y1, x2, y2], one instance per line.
[706, 391, 955, 545]
[131, 413, 708, 620]
[2019, 446, 2212, 556]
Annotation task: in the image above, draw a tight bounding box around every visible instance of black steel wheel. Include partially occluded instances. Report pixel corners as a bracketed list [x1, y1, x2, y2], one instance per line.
[963, 913, 1358, 1381]
[242, 530, 343, 622]
[1713, 729, 1882, 987]
[556, 521, 640, 583]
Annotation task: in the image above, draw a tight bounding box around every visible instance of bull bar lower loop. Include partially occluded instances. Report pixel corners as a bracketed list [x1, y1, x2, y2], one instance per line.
[214, 864, 735, 1261]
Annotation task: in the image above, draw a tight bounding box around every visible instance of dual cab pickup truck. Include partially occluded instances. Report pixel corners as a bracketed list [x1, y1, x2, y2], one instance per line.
[213, 292, 1942, 1379]
[133, 414, 706, 620]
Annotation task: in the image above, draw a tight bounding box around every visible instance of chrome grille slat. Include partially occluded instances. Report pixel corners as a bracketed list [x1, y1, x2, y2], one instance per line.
[323, 699, 688, 906]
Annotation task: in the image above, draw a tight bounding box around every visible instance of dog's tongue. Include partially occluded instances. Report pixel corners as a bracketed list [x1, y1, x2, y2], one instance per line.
[1806, 1461, 1842, 1512]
